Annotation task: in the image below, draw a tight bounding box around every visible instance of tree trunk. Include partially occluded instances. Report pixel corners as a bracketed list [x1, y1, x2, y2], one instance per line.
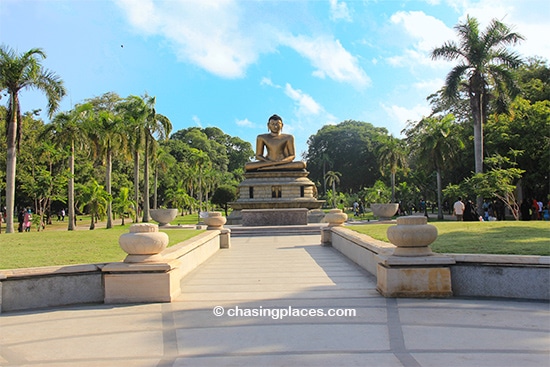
[106, 144, 113, 229]
[133, 150, 140, 223]
[68, 141, 75, 230]
[5, 94, 19, 233]
[436, 167, 444, 220]
[390, 171, 396, 203]
[153, 166, 158, 210]
[142, 137, 150, 222]
[471, 90, 485, 215]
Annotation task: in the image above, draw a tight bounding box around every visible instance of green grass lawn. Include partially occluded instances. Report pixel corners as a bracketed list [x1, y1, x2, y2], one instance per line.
[349, 220, 550, 256]
[0, 222, 204, 270]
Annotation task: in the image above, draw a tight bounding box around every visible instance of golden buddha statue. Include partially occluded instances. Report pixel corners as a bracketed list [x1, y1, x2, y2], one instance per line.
[244, 114, 307, 171]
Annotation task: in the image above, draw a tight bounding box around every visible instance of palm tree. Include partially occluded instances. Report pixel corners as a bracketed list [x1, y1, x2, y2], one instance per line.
[85, 93, 125, 229]
[112, 187, 136, 226]
[187, 148, 211, 217]
[324, 170, 342, 208]
[431, 16, 524, 212]
[0, 46, 66, 233]
[42, 103, 91, 230]
[140, 95, 172, 222]
[77, 179, 110, 230]
[376, 135, 408, 203]
[405, 114, 465, 219]
[152, 147, 176, 209]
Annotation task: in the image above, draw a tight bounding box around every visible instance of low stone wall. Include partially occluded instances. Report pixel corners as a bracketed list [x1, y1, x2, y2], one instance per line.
[0, 230, 223, 313]
[0, 264, 105, 313]
[330, 226, 550, 301]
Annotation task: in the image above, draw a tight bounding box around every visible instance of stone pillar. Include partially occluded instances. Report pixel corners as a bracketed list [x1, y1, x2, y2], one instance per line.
[204, 212, 231, 248]
[103, 223, 181, 303]
[376, 216, 455, 298]
[321, 209, 348, 245]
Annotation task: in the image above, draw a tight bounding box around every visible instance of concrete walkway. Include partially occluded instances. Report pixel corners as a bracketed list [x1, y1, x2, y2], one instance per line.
[1, 234, 549, 367]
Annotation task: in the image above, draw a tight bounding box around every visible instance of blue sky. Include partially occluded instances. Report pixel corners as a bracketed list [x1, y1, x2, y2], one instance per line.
[2, 0, 549, 157]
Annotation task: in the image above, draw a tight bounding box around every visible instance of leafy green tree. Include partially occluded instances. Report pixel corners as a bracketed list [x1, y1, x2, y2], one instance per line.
[211, 185, 237, 216]
[485, 97, 550, 200]
[432, 16, 524, 212]
[376, 134, 408, 203]
[465, 155, 525, 220]
[306, 120, 387, 193]
[0, 46, 66, 233]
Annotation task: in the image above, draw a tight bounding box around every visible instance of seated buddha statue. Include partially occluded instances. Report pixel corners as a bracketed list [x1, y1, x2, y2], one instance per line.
[244, 114, 307, 172]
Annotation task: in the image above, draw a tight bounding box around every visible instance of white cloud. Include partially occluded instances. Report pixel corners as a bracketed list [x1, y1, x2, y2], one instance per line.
[115, 0, 274, 78]
[260, 77, 280, 88]
[236, 118, 254, 127]
[381, 103, 432, 135]
[284, 83, 322, 116]
[329, 0, 352, 22]
[388, 11, 455, 68]
[280, 34, 370, 88]
[115, 0, 369, 86]
[192, 115, 202, 127]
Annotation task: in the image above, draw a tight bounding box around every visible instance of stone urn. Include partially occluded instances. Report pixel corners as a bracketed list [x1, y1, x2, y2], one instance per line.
[149, 208, 178, 226]
[203, 211, 226, 230]
[386, 216, 437, 257]
[119, 223, 169, 263]
[371, 203, 399, 220]
[324, 209, 348, 227]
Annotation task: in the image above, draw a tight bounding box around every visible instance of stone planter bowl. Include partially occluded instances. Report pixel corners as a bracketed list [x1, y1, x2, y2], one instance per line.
[371, 203, 399, 220]
[324, 209, 348, 227]
[119, 223, 169, 263]
[203, 211, 227, 229]
[150, 208, 178, 226]
[386, 216, 438, 256]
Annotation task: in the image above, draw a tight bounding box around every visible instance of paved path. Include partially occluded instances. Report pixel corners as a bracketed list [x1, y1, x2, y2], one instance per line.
[1, 234, 549, 366]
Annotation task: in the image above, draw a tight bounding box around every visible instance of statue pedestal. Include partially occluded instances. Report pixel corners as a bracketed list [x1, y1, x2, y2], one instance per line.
[242, 208, 308, 226]
[228, 169, 324, 225]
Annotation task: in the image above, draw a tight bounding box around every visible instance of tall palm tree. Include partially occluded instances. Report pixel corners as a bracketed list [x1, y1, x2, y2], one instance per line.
[152, 147, 176, 209]
[85, 93, 125, 229]
[118, 95, 147, 222]
[140, 95, 172, 222]
[0, 46, 65, 233]
[432, 16, 524, 212]
[187, 148, 211, 217]
[324, 170, 342, 208]
[406, 114, 465, 219]
[376, 135, 408, 203]
[42, 103, 91, 230]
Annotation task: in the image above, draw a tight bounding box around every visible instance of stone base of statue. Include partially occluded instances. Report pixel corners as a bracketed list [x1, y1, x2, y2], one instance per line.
[228, 169, 324, 225]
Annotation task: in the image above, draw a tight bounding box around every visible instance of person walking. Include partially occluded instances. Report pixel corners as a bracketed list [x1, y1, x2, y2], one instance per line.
[453, 197, 465, 221]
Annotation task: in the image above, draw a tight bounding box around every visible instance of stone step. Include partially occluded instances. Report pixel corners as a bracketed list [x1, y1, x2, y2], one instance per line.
[226, 224, 325, 237]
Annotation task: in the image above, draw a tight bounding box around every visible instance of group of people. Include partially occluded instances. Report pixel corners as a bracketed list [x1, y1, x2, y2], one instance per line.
[453, 197, 550, 221]
[17, 208, 33, 232]
[352, 200, 365, 217]
[520, 198, 549, 221]
[452, 197, 486, 222]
